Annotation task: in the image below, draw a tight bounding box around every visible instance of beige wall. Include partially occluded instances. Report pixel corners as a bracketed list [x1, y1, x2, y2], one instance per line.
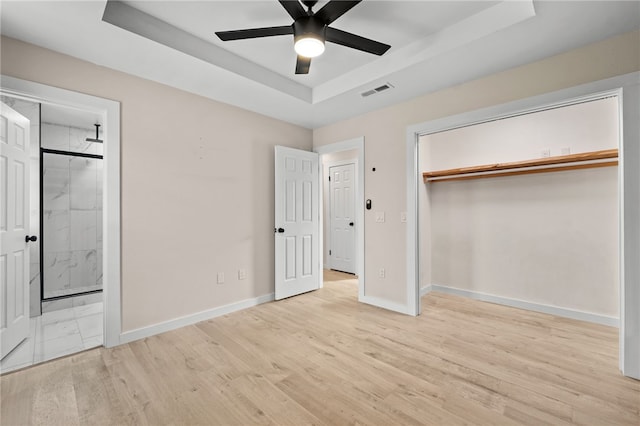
[313, 30, 640, 307]
[1, 36, 312, 332]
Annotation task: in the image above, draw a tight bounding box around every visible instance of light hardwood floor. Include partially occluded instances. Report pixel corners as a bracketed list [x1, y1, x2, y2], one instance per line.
[2, 272, 638, 425]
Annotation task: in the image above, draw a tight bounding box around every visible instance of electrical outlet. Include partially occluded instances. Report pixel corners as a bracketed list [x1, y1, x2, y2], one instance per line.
[541, 149, 551, 158]
[217, 272, 225, 284]
[379, 268, 385, 278]
[375, 211, 385, 223]
[238, 269, 246, 280]
[400, 212, 407, 223]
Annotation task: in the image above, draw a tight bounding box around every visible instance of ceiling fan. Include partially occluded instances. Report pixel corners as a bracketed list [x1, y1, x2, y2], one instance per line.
[215, 0, 391, 75]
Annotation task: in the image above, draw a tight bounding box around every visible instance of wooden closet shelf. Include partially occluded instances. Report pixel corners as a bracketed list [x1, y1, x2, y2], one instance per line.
[423, 148, 618, 183]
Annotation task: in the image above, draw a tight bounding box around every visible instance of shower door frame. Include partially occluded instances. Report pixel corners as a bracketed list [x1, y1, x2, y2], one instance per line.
[40, 147, 104, 303]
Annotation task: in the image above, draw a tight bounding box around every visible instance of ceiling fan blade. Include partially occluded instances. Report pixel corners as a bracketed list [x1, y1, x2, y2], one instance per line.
[295, 56, 311, 74]
[326, 27, 390, 55]
[315, 1, 361, 25]
[216, 25, 293, 41]
[279, 0, 307, 20]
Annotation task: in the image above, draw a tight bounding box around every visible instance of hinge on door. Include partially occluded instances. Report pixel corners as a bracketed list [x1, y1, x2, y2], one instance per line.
[329, 250, 331, 255]
[328, 176, 331, 181]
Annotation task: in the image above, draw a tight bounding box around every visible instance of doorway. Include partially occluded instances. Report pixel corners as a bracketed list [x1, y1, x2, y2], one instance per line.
[326, 159, 356, 274]
[0, 98, 106, 373]
[315, 137, 364, 300]
[0, 75, 121, 374]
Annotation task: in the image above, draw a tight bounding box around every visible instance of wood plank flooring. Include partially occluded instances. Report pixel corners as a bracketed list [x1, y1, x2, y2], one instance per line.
[2, 272, 638, 425]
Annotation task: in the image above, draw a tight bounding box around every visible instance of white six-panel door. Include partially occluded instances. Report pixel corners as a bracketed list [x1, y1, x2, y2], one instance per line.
[274, 146, 319, 300]
[0, 103, 31, 359]
[329, 163, 356, 274]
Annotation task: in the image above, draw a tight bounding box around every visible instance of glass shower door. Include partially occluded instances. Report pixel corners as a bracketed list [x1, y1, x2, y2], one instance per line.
[42, 151, 102, 300]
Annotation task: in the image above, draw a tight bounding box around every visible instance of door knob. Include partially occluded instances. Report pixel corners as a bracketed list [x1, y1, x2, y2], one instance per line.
[25, 235, 37, 243]
[275, 228, 285, 233]
[349, 222, 354, 226]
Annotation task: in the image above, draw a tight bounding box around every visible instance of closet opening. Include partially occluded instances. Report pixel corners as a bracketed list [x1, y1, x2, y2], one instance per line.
[407, 74, 640, 378]
[419, 96, 619, 327]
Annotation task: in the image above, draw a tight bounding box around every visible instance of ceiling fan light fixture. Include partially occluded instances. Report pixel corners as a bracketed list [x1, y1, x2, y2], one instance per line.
[293, 17, 326, 58]
[294, 36, 325, 58]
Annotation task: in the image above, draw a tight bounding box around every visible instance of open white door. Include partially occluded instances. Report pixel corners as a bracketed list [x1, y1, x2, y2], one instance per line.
[1, 102, 31, 359]
[329, 163, 356, 274]
[275, 146, 320, 300]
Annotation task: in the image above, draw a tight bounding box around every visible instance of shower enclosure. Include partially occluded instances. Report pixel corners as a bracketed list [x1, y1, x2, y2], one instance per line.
[41, 122, 103, 309]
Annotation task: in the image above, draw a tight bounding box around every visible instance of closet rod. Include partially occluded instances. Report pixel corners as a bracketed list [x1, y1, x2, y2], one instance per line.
[423, 148, 618, 183]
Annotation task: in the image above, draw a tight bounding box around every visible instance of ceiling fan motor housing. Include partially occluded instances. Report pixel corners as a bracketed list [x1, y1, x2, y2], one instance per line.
[293, 17, 326, 43]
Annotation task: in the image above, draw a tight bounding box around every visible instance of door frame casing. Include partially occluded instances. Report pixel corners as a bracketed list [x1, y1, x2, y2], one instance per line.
[1, 75, 122, 348]
[325, 160, 357, 273]
[406, 71, 640, 379]
[315, 137, 364, 300]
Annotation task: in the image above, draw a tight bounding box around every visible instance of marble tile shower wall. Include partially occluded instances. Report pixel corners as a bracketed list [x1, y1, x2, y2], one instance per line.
[42, 123, 103, 301]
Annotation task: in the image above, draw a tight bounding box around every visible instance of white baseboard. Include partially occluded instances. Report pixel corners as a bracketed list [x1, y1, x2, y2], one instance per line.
[359, 295, 411, 315]
[119, 293, 275, 344]
[420, 285, 432, 297]
[423, 285, 619, 327]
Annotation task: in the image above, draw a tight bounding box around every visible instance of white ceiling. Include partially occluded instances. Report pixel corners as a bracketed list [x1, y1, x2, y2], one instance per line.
[1, 1, 639, 129]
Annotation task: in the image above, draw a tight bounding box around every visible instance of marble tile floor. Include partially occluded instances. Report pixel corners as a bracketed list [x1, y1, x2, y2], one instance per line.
[0, 302, 103, 374]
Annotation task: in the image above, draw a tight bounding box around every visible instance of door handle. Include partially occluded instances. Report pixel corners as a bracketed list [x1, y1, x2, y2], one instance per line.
[275, 228, 285, 233]
[349, 222, 354, 227]
[25, 235, 37, 243]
